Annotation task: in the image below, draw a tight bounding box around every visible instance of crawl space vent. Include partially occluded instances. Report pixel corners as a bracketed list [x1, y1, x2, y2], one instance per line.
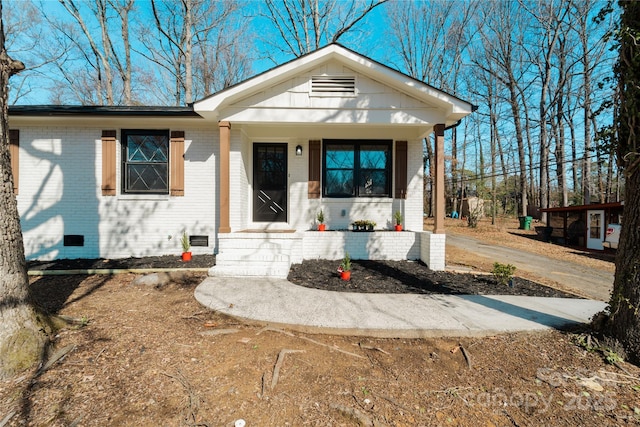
[311, 75, 356, 94]
[189, 235, 209, 247]
[63, 235, 84, 247]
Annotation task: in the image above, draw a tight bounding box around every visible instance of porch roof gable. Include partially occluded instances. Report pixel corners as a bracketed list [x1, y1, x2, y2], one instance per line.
[193, 44, 475, 129]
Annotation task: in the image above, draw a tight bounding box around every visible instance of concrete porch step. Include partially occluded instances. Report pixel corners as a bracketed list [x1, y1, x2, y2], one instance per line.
[208, 264, 291, 278]
[215, 252, 291, 263]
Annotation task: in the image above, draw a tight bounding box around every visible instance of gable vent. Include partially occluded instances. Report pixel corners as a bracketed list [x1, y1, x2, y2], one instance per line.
[311, 75, 356, 95]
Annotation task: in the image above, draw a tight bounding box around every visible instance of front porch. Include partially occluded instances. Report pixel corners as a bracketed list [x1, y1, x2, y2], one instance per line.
[210, 230, 446, 278]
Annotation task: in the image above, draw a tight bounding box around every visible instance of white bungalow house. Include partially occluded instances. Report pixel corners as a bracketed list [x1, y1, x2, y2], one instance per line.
[8, 44, 475, 277]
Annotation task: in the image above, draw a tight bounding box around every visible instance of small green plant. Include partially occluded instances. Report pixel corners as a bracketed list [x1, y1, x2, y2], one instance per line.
[352, 219, 375, 230]
[317, 209, 325, 224]
[492, 262, 516, 286]
[394, 210, 403, 225]
[339, 252, 351, 272]
[604, 348, 624, 365]
[181, 232, 191, 252]
[574, 333, 625, 365]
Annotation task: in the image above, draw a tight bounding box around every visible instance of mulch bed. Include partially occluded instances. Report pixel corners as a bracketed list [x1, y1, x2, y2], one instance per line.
[287, 259, 581, 298]
[27, 255, 217, 271]
[28, 256, 578, 298]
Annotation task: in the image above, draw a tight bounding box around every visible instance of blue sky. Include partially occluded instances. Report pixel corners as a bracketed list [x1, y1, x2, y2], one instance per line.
[6, 0, 393, 105]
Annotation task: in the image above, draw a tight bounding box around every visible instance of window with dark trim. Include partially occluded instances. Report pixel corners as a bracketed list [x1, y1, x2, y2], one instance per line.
[323, 139, 392, 197]
[122, 129, 169, 194]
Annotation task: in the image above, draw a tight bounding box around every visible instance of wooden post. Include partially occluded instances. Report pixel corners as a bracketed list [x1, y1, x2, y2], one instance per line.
[219, 121, 231, 233]
[434, 124, 445, 234]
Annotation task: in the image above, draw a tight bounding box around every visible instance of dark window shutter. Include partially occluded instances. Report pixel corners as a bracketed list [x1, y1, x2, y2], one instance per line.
[101, 130, 117, 196]
[170, 131, 185, 196]
[308, 140, 321, 199]
[395, 140, 408, 199]
[9, 129, 19, 195]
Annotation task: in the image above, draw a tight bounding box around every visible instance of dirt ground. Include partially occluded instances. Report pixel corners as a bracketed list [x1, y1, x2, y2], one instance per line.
[2, 217, 639, 426]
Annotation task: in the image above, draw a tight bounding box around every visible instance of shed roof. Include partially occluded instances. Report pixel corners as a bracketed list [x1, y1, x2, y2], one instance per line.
[541, 202, 624, 213]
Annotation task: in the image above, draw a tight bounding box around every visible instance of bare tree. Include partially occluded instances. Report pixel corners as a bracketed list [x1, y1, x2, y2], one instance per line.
[521, 0, 572, 218]
[262, 0, 388, 59]
[41, 0, 135, 104]
[473, 1, 530, 217]
[0, 0, 49, 379]
[59, 0, 115, 104]
[3, 1, 52, 103]
[386, 0, 478, 216]
[108, 0, 134, 104]
[137, 0, 248, 105]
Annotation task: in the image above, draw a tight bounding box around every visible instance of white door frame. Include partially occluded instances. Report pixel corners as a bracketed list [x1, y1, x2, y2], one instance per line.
[587, 209, 605, 250]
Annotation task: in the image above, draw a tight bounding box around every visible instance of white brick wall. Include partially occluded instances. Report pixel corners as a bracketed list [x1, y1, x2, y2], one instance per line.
[405, 138, 424, 231]
[302, 230, 420, 260]
[15, 125, 218, 260]
[420, 232, 446, 271]
[14, 125, 430, 263]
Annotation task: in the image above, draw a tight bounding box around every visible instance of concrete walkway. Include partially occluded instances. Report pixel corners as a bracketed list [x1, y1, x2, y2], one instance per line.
[195, 277, 607, 338]
[447, 234, 614, 301]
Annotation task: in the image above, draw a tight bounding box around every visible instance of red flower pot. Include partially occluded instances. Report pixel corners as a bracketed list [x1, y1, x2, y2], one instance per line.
[340, 271, 351, 281]
[318, 224, 326, 231]
[395, 225, 403, 231]
[181, 252, 192, 262]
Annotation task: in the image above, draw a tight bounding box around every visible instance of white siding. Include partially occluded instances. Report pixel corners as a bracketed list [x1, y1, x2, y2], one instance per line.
[225, 59, 443, 125]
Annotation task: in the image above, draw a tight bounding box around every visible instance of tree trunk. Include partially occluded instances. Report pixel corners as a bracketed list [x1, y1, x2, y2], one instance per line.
[183, 0, 193, 104]
[606, 0, 640, 365]
[115, 0, 134, 105]
[578, 1, 593, 205]
[488, 84, 497, 224]
[555, 37, 568, 207]
[607, 165, 640, 364]
[0, 3, 48, 379]
[596, 143, 605, 203]
[506, 78, 527, 217]
[569, 112, 578, 202]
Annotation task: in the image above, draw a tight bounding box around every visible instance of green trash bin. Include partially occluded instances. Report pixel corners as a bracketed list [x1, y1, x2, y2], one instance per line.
[518, 216, 533, 230]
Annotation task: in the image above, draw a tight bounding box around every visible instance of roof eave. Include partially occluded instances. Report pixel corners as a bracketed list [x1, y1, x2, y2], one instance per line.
[9, 105, 202, 118]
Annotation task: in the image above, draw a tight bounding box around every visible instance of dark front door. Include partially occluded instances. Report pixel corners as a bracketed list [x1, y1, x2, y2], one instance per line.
[253, 143, 287, 222]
